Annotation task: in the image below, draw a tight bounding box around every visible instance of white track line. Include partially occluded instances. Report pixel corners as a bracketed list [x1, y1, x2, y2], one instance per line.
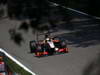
[0, 48, 37, 75]
[49, 1, 100, 19]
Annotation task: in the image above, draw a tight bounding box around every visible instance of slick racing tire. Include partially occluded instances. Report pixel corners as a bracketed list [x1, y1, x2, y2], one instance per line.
[30, 40, 37, 53]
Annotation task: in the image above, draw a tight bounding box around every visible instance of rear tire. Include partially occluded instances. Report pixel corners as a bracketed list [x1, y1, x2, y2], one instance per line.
[61, 41, 68, 53]
[30, 41, 37, 53]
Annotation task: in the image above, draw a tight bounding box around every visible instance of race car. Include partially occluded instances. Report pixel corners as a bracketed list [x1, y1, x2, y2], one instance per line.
[30, 36, 68, 57]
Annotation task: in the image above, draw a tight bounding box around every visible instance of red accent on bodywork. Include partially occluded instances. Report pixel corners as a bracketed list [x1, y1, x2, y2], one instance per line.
[43, 51, 48, 55]
[53, 40, 60, 42]
[58, 48, 65, 52]
[58, 48, 69, 52]
[36, 52, 43, 56]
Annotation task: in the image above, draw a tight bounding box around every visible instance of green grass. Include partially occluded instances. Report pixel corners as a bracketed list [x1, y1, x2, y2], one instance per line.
[5, 57, 32, 75]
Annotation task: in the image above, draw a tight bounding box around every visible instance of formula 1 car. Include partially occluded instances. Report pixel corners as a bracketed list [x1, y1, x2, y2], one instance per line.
[30, 36, 68, 57]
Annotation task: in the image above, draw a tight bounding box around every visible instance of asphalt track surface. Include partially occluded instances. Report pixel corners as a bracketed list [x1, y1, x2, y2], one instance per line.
[0, 7, 100, 75]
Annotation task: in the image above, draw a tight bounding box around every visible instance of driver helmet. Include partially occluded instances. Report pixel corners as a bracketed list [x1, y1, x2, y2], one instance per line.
[46, 38, 50, 41]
